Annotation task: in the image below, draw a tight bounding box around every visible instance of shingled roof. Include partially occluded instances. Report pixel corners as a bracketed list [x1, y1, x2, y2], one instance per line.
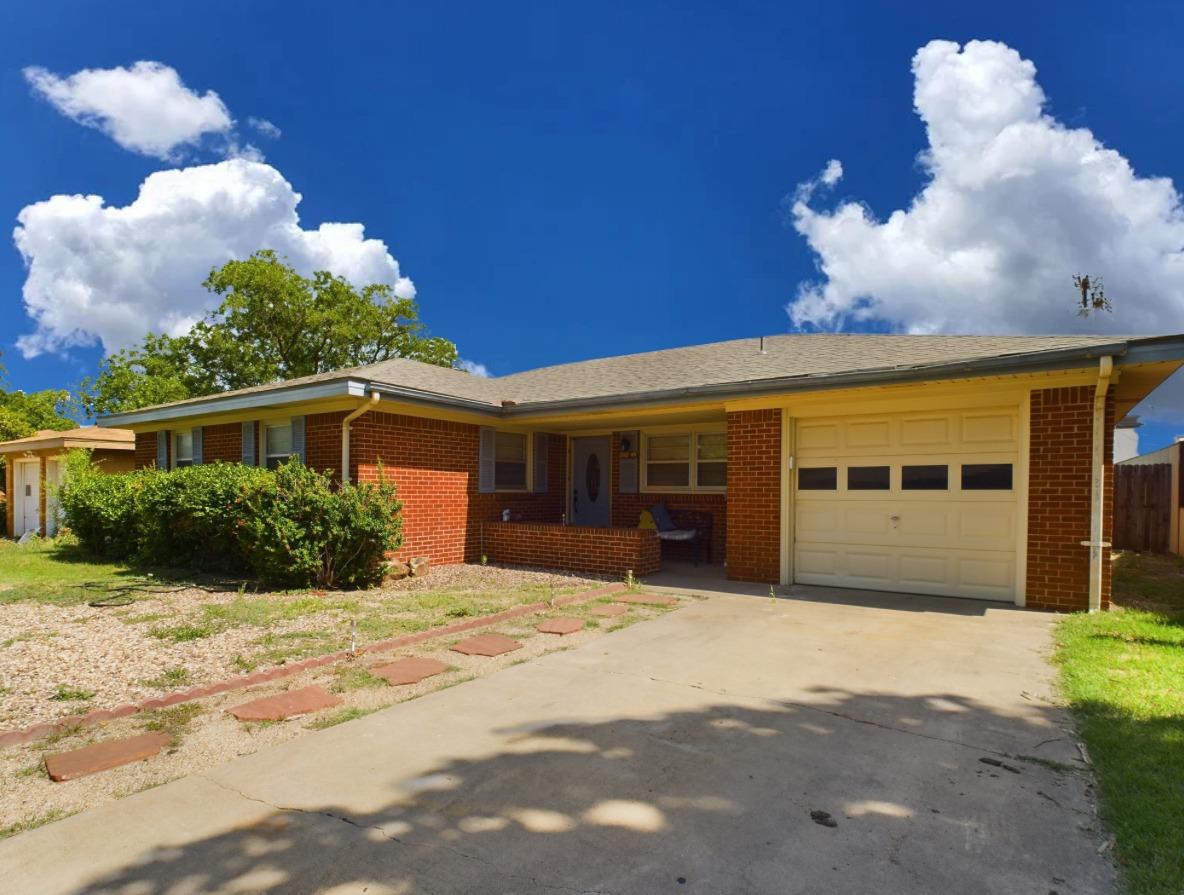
[102, 333, 1152, 422]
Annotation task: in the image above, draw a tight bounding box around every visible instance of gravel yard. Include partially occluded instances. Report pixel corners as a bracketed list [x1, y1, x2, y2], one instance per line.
[0, 582, 680, 838]
[0, 561, 606, 729]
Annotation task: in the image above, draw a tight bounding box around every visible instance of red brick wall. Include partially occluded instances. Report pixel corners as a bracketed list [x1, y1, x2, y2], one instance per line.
[347, 411, 565, 565]
[1026, 385, 1114, 611]
[482, 522, 660, 578]
[607, 433, 728, 562]
[726, 409, 782, 583]
[134, 431, 161, 469]
[306, 412, 344, 477]
[201, 423, 242, 464]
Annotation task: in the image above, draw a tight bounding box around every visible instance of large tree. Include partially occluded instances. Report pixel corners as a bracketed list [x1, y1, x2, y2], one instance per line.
[0, 352, 76, 475]
[80, 251, 458, 416]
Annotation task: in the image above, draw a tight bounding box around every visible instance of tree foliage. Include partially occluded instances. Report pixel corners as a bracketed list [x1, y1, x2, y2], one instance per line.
[0, 352, 76, 468]
[80, 251, 458, 416]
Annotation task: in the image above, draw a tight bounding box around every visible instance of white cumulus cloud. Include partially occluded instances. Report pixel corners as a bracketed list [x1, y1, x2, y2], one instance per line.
[24, 61, 236, 161]
[14, 159, 416, 357]
[248, 117, 282, 139]
[788, 39, 1184, 421]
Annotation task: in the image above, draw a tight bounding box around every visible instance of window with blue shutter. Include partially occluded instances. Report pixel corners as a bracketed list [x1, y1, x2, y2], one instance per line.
[241, 422, 256, 466]
[192, 427, 203, 465]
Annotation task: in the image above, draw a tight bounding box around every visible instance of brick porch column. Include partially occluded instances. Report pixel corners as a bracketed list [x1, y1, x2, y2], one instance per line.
[726, 409, 782, 583]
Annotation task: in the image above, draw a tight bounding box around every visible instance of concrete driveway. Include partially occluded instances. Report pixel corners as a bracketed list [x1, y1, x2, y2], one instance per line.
[0, 589, 1114, 894]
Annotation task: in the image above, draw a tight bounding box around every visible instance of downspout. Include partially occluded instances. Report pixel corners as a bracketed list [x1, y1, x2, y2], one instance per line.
[341, 391, 380, 484]
[1083, 356, 1114, 612]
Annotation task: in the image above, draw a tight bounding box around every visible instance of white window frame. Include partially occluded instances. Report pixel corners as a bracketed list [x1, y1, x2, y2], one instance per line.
[493, 430, 531, 493]
[263, 420, 294, 470]
[172, 429, 194, 469]
[641, 426, 727, 493]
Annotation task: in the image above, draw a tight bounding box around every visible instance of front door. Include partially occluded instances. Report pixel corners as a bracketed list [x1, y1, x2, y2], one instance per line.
[16, 460, 40, 537]
[571, 436, 611, 527]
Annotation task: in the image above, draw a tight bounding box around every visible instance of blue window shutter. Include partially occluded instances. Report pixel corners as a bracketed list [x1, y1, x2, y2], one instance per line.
[241, 422, 256, 466]
[156, 430, 169, 469]
[479, 427, 496, 493]
[291, 416, 307, 464]
[192, 427, 203, 465]
[533, 433, 548, 493]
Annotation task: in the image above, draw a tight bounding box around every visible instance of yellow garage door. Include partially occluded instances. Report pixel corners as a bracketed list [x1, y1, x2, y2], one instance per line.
[793, 407, 1020, 601]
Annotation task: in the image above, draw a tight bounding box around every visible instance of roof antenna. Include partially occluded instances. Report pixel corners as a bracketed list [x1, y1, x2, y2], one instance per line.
[759, 336, 766, 355]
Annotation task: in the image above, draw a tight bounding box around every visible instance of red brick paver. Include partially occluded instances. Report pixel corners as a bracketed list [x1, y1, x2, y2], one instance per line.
[451, 633, 522, 657]
[614, 592, 679, 606]
[228, 686, 342, 721]
[371, 657, 450, 686]
[590, 604, 628, 618]
[536, 617, 585, 635]
[45, 732, 172, 782]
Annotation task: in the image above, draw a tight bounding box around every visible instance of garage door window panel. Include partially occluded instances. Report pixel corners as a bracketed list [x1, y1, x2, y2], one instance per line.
[799, 467, 837, 490]
[901, 464, 948, 490]
[961, 463, 1013, 490]
[848, 465, 890, 490]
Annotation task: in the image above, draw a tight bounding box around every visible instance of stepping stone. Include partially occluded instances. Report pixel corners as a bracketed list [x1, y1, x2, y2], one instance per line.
[45, 732, 172, 782]
[590, 603, 628, 618]
[613, 592, 679, 606]
[371, 656, 450, 686]
[536, 617, 585, 635]
[451, 633, 522, 657]
[228, 685, 341, 721]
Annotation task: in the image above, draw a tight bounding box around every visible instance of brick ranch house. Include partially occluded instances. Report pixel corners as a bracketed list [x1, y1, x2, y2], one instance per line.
[99, 334, 1184, 611]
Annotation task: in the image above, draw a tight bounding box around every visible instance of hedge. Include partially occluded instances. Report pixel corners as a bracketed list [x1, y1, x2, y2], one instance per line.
[58, 451, 402, 588]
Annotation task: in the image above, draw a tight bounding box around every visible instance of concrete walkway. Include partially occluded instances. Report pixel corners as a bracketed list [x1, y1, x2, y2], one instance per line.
[0, 590, 1114, 894]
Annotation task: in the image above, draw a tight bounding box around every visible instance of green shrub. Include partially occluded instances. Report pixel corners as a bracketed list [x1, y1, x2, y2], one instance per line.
[57, 450, 141, 558]
[238, 460, 402, 589]
[132, 462, 269, 570]
[59, 454, 401, 589]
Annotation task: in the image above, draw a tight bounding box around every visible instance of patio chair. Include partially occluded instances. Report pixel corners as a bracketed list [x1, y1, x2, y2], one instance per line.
[643, 503, 713, 566]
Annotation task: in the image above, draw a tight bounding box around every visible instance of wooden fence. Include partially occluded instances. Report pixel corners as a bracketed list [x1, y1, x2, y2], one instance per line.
[1113, 463, 1171, 553]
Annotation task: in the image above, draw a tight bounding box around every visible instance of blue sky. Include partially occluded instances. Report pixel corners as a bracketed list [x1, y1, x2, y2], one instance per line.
[3, 1, 1184, 449]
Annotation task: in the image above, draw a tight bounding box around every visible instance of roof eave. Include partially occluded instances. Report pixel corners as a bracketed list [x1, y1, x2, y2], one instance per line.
[98, 379, 371, 427]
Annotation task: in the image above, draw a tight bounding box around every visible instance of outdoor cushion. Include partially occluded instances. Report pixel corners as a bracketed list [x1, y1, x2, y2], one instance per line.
[649, 503, 677, 532]
[638, 509, 657, 530]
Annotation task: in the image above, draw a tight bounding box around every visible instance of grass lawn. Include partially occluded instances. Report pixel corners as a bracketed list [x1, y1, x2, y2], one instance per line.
[0, 538, 137, 604]
[1055, 551, 1184, 895]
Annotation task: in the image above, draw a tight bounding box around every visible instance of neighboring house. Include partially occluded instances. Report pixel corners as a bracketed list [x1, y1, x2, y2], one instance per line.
[99, 334, 1184, 611]
[1114, 414, 1141, 463]
[1, 427, 135, 539]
